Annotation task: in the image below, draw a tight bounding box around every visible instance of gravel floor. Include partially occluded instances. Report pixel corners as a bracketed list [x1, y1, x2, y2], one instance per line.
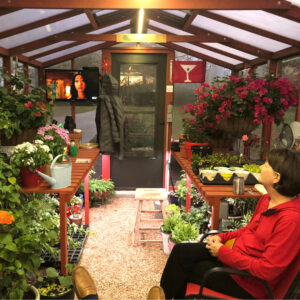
[79, 197, 168, 300]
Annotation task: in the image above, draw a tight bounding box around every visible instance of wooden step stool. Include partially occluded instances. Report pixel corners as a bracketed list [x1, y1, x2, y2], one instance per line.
[134, 188, 168, 245]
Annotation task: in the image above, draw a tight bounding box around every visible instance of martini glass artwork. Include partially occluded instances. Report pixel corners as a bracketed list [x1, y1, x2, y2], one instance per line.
[180, 64, 196, 82]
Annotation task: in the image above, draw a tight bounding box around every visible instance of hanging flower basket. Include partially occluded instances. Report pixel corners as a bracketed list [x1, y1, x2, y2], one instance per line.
[208, 137, 234, 153]
[217, 117, 258, 138]
[0, 128, 37, 146]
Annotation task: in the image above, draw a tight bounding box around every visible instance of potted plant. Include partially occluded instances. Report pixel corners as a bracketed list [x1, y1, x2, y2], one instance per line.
[169, 221, 200, 251]
[67, 196, 82, 225]
[160, 213, 182, 255]
[9, 140, 53, 188]
[37, 266, 74, 299]
[36, 124, 70, 163]
[0, 68, 54, 145]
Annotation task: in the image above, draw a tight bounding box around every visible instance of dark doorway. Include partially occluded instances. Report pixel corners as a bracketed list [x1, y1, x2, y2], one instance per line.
[110, 53, 167, 190]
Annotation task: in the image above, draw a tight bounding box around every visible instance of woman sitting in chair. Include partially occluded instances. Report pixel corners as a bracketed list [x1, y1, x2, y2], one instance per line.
[160, 148, 300, 299]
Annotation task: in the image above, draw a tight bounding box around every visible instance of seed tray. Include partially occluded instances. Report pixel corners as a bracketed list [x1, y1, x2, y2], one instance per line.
[41, 225, 89, 266]
[198, 172, 258, 185]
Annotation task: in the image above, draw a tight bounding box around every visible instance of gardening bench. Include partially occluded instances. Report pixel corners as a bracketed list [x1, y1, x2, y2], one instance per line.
[20, 148, 100, 275]
[172, 149, 261, 230]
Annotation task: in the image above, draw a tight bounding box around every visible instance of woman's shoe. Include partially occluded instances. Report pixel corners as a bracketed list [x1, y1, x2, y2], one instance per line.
[72, 265, 98, 299]
[147, 286, 165, 300]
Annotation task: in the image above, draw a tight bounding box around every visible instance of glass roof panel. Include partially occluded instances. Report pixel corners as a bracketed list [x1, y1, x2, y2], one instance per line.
[287, 0, 300, 7]
[38, 42, 104, 63]
[210, 10, 300, 41]
[95, 10, 117, 16]
[0, 9, 70, 32]
[0, 13, 89, 49]
[148, 20, 193, 35]
[163, 10, 186, 18]
[23, 41, 74, 57]
[173, 42, 243, 65]
[88, 20, 130, 34]
[192, 15, 290, 52]
[202, 43, 258, 60]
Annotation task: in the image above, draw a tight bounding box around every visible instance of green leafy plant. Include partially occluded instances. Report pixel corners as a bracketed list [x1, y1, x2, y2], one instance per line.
[161, 214, 182, 234]
[9, 140, 53, 172]
[170, 221, 199, 244]
[165, 204, 181, 215]
[0, 68, 54, 140]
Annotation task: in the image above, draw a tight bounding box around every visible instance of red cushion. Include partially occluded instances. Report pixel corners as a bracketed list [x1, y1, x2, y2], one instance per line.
[186, 282, 239, 300]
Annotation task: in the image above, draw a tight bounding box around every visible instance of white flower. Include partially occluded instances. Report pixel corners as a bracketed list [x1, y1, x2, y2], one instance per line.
[34, 140, 44, 145]
[41, 145, 50, 152]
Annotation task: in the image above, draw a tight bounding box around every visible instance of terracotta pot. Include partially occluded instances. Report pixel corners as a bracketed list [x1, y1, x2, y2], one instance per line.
[68, 214, 82, 225]
[218, 117, 258, 138]
[0, 128, 37, 146]
[20, 165, 45, 188]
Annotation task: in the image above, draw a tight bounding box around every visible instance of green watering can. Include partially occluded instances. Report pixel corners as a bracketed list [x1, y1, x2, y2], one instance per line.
[36, 154, 72, 189]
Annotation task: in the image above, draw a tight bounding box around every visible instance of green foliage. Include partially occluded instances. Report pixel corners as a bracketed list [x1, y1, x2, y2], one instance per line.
[165, 204, 181, 215]
[0, 155, 62, 299]
[0, 68, 55, 140]
[161, 214, 182, 234]
[170, 222, 199, 244]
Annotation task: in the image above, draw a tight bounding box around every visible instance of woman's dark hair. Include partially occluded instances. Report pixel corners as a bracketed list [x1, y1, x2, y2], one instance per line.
[70, 71, 90, 99]
[267, 148, 300, 197]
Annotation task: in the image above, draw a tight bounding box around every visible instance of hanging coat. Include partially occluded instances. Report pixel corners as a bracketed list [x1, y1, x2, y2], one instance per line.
[95, 74, 125, 159]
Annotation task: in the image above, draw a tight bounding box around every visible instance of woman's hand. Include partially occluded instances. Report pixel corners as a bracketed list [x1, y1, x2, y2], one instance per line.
[207, 235, 222, 244]
[206, 239, 223, 257]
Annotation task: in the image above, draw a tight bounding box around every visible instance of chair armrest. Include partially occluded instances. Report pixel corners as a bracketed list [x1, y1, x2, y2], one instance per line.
[200, 230, 224, 243]
[199, 267, 274, 299]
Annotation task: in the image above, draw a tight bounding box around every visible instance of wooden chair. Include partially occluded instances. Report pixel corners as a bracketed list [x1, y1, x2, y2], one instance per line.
[134, 188, 167, 245]
[185, 231, 300, 299]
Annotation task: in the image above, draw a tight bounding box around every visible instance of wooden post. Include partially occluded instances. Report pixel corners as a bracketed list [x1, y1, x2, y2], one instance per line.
[84, 174, 89, 225]
[59, 194, 69, 275]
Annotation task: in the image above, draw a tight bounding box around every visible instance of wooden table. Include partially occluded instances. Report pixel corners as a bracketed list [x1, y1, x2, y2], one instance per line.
[172, 149, 261, 230]
[21, 148, 100, 274]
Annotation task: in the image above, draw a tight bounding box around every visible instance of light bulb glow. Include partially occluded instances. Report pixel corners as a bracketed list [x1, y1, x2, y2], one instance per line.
[138, 8, 144, 34]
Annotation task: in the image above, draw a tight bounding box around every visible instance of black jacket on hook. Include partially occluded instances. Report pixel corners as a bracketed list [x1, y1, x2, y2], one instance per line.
[95, 74, 125, 159]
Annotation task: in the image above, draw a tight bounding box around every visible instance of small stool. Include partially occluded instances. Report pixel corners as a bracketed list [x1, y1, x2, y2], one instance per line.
[134, 188, 168, 245]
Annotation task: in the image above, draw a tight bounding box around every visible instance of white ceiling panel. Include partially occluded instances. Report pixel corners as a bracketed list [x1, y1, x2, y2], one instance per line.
[0, 9, 70, 32]
[23, 41, 75, 57]
[0, 13, 89, 49]
[149, 20, 193, 35]
[88, 20, 131, 34]
[202, 43, 258, 60]
[95, 10, 117, 16]
[163, 10, 186, 18]
[192, 15, 290, 52]
[173, 42, 243, 65]
[210, 10, 300, 41]
[287, 0, 300, 7]
[38, 42, 104, 62]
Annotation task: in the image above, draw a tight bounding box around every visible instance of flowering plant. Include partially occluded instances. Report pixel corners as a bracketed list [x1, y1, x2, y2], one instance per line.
[0, 210, 15, 225]
[67, 196, 82, 217]
[242, 134, 260, 148]
[10, 140, 52, 172]
[0, 68, 55, 140]
[36, 124, 70, 160]
[181, 73, 297, 137]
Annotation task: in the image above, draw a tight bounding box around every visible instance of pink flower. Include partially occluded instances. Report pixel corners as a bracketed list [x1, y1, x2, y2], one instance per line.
[242, 135, 248, 142]
[44, 135, 54, 140]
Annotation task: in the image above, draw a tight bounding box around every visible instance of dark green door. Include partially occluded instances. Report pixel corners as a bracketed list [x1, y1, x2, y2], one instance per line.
[111, 53, 166, 189]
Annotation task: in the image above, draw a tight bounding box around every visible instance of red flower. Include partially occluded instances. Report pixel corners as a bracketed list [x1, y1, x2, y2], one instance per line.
[34, 112, 42, 117]
[25, 102, 33, 108]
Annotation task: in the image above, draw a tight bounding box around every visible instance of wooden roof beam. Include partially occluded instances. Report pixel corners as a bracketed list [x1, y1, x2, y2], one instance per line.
[266, 5, 300, 22]
[196, 11, 300, 48]
[148, 10, 273, 59]
[84, 9, 99, 30]
[148, 24, 250, 63]
[0, 0, 291, 10]
[0, 8, 21, 16]
[164, 42, 234, 70]
[8, 10, 135, 56]
[0, 9, 84, 40]
[183, 10, 199, 30]
[30, 24, 131, 61]
[42, 41, 117, 68]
